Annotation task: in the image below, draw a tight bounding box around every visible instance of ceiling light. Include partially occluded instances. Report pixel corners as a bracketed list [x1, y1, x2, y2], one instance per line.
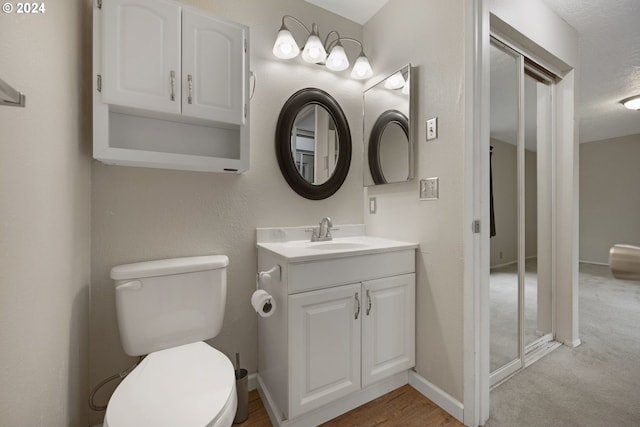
[272, 15, 373, 80]
[621, 95, 640, 110]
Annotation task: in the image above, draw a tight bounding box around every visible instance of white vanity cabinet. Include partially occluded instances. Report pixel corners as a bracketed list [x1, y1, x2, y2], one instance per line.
[289, 283, 362, 417]
[256, 227, 417, 426]
[289, 274, 415, 418]
[93, 0, 249, 173]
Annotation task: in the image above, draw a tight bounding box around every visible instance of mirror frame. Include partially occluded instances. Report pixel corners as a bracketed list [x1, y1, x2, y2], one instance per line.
[367, 109, 409, 184]
[275, 88, 352, 200]
[363, 64, 415, 186]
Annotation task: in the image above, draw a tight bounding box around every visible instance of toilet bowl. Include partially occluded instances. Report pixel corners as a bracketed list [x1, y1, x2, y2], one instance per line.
[104, 342, 236, 427]
[104, 255, 236, 427]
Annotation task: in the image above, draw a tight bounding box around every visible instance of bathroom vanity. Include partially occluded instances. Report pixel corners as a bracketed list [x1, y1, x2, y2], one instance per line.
[256, 225, 417, 426]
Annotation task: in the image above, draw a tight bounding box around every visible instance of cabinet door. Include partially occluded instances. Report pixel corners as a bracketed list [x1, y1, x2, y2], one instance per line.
[362, 273, 415, 387]
[289, 283, 361, 418]
[182, 8, 246, 125]
[102, 0, 181, 113]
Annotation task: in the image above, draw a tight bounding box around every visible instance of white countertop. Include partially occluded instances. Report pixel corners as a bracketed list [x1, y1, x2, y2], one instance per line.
[256, 226, 418, 262]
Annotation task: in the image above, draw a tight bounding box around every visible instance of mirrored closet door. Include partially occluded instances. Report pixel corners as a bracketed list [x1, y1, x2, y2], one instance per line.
[489, 38, 556, 386]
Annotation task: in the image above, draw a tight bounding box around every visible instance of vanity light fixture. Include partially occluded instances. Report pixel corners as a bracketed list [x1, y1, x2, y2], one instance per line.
[384, 71, 405, 90]
[621, 95, 640, 110]
[272, 15, 373, 80]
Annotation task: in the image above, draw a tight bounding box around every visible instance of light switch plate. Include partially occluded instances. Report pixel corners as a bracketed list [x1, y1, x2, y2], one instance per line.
[426, 117, 438, 140]
[369, 197, 377, 214]
[420, 177, 439, 200]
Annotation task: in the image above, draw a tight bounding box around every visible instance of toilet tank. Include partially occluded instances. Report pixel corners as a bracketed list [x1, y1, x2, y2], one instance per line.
[110, 255, 229, 356]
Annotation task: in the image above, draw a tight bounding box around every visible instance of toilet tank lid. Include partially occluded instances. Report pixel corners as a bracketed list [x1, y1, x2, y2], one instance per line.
[110, 255, 229, 280]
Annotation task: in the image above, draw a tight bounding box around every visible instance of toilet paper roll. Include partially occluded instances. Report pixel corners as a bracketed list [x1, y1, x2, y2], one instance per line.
[251, 289, 276, 317]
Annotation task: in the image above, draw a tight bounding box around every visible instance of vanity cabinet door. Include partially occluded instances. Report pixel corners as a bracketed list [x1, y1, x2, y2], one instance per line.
[362, 273, 415, 387]
[182, 9, 246, 125]
[102, 0, 181, 114]
[289, 283, 361, 418]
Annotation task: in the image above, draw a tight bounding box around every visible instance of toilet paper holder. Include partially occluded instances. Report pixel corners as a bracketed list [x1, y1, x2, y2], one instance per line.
[257, 264, 281, 289]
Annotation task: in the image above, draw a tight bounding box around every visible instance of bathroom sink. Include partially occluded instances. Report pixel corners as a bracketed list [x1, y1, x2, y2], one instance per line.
[306, 241, 370, 250]
[257, 225, 418, 262]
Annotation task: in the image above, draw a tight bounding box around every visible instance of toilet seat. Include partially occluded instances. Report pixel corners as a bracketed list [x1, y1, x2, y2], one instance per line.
[104, 342, 237, 427]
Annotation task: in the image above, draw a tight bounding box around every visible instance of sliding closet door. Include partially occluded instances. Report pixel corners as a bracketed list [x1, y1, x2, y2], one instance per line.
[489, 42, 522, 381]
[524, 74, 553, 351]
[489, 39, 556, 386]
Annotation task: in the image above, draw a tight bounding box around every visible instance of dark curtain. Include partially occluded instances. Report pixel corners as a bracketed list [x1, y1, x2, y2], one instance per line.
[490, 146, 496, 238]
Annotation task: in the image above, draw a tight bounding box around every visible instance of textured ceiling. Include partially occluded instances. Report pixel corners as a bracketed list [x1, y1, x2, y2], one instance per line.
[542, 0, 640, 143]
[309, 0, 640, 143]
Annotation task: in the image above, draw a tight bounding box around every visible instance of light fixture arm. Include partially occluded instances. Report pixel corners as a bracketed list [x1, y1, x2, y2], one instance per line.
[326, 37, 364, 53]
[281, 15, 311, 39]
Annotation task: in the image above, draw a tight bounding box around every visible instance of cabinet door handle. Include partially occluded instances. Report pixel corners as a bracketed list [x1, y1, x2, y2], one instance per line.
[354, 292, 360, 319]
[187, 74, 193, 104]
[170, 70, 176, 101]
[366, 289, 372, 315]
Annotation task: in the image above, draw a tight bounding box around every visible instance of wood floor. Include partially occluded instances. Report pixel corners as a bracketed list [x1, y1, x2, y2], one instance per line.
[240, 385, 464, 427]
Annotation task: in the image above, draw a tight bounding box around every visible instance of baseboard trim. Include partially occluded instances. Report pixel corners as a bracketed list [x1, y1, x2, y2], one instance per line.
[248, 372, 258, 391]
[563, 338, 581, 348]
[408, 370, 464, 423]
[579, 259, 609, 266]
[258, 371, 409, 427]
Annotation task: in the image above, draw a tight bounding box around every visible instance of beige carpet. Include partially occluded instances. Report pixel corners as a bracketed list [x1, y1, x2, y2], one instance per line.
[486, 263, 640, 426]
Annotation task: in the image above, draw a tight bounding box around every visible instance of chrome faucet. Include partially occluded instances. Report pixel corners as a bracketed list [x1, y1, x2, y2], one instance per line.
[310, 217, 333, 242]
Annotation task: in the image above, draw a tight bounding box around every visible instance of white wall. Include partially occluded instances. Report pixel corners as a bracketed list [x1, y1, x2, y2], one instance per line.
[0, 0, 92, 425]
[580, 134, 640, 264]
[89, 1, 365, 423]
[363, 0, 467, 403]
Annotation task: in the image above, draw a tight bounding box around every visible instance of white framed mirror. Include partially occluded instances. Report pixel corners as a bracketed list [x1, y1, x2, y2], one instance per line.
[363, 64, 415, 185]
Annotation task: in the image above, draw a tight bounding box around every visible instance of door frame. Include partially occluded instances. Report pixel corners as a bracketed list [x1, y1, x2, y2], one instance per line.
[464, 2, 579, 425]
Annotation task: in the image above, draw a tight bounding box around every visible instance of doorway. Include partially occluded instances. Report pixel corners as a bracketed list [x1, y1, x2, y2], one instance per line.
[488, 38, 559, 386]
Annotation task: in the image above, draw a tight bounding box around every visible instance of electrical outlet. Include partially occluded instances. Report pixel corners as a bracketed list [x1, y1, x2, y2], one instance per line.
[426, 117, 438, 140]
[420, 177, 439, 200]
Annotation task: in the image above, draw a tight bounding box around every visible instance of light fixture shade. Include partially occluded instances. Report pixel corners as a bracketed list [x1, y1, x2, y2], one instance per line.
[301, 34, 327, 63]
[622, 95, 640, 110]
[272, 27, 300, 59]
[350, 54, 373, 80]
[326, 43, 349, 71]
[384, 71, 405, 89]
[402, 75, 411, 95]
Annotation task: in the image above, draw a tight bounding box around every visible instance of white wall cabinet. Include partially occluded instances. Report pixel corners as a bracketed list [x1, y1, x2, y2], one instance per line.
[93, 0, 249, 173]
[101, 0, 181, 114]
[256, 233, 416, 426]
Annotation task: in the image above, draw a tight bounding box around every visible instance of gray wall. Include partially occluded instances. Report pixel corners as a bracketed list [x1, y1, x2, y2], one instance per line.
[363, 0, 467, 402]
[580, 133, 640, 264]
[89, 1, 365, 423]
[0, 0, 92, 425]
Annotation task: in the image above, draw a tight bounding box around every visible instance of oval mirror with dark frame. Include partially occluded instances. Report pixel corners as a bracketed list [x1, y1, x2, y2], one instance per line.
[364, 64, 415, 186]
[275, 88, 352, 200]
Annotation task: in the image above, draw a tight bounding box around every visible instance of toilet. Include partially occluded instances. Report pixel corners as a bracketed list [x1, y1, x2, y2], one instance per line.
[104, 255, 237, 427]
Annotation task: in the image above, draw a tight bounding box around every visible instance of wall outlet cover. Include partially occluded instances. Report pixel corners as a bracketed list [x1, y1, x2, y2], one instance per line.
[420, 177, 439, 200]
